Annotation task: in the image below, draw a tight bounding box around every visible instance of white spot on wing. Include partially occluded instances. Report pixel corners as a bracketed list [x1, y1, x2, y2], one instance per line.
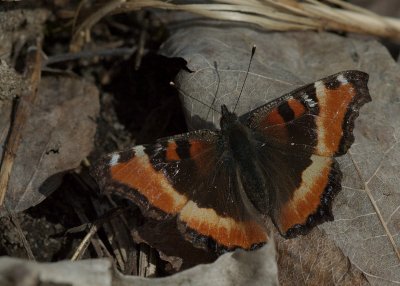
[109, 153, 120, 166]
[134, 145, 146, 156]
[302, 93, 317, 108]
[337, 74, 348, 85]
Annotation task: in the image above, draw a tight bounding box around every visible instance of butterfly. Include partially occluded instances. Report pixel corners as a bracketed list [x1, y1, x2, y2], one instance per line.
[92, 70, 371, 254]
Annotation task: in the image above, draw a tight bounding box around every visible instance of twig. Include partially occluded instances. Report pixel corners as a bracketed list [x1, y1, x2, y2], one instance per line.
[0, 39, 43, 206]
[91, 198, 127, 272]
[6, 206, 35, 261]
[43, 47, 137, 67]
[70, 0, 127, 52]
[64, 174, 131, 261]
[68, 196, 104, 259]
[71, 223, 99, 261]
[65, 205, 131, 235]
[105, 195, 139, 275]
[134, 11, 149, 70]
[138, 243, 157, 277]
[65, 205, 131, 261]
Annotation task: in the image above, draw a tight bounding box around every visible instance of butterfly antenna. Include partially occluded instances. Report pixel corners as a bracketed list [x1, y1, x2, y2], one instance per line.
[233, 45, 256, 112]
[170, 81, 220, 114]
[206, 61, 220, 121]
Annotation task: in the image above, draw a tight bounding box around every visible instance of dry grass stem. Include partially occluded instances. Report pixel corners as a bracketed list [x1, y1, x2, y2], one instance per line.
[71, 0, 400, 51]
[6, 207, 36, 260]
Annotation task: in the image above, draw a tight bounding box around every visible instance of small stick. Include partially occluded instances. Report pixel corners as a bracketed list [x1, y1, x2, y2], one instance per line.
[6, 206, 35, 261]
[134, 11, 149, 70]
[65, 206, 130, 235]
[43, 47, 137, 67]
[68, 196, 103, 258]
[71, 223, 99, 261]
[138, 244, 157, 277]
[0, 39, 43, 206]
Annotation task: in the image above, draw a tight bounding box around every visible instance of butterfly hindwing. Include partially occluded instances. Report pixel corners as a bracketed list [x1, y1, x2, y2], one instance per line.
[93, 130, 268, 253]
[254, 145, 342, 237]
[241, 70, 370, 236]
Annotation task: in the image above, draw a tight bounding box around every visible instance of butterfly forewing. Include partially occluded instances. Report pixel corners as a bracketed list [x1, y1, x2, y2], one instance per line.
[243, 70, 370, 157]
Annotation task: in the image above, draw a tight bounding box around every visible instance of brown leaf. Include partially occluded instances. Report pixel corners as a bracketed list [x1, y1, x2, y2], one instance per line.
[276, 227, 368, 285]
[160, 27, 400, 284]
[0, 76, 99, 214]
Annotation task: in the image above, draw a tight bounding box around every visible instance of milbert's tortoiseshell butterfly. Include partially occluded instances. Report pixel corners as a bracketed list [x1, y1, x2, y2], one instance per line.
[92, 54, 371, 253]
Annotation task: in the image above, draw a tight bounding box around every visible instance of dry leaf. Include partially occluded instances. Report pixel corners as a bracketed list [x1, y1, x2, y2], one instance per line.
[160, 27, 400, 284]
[0, 257, 113, 286]
[0, 241, 278, 286]
[276, 227, 368, 285]
[0, 76, 100, 214]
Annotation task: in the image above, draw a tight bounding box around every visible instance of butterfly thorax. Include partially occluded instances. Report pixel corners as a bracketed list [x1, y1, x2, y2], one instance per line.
[220, 105, 257, 163]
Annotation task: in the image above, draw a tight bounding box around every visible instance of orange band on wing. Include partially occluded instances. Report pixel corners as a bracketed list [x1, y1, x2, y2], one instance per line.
[166, 141, 180, 161]
[180, 201, 267, 249]
[277, 155, 332, 233]
[287, 98, 306, 117]
[315, 82, 356, 155]
[262, 107, 285, 126]
[110, 152, 187, 214]
[259, 108, 288, 141]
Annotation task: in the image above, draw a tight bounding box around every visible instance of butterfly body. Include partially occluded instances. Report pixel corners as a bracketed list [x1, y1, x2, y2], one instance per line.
[219, 105, 257, 168]
[93, 70, 371, 253]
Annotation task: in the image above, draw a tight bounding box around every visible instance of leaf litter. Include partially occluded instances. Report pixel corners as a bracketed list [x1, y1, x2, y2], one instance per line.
[1, 2, 400, 285]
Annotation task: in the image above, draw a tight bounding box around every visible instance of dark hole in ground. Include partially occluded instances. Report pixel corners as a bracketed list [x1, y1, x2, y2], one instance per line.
[106, 52, 189, 144]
